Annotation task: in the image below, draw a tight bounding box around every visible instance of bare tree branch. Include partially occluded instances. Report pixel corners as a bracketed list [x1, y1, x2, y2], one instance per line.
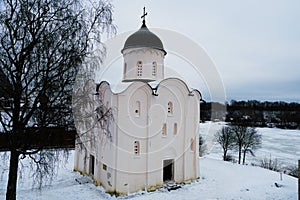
[0, 0, 116, 199]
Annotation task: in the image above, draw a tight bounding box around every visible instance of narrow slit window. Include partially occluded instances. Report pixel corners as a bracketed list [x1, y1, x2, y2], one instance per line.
[106, 101, 109, 112]
[190, 138, 195, 152]
[137, 61, 142, 77]
[134, 141, 140, 155]
[162, 123, 167, 136]
[135, 101, 140, 117]
[103, 164, 107, 171]
[168, 101, 173, 115]
[174, 123, 177, 135]
[123, 63, 127, 79]
[152, 61, 157, 77]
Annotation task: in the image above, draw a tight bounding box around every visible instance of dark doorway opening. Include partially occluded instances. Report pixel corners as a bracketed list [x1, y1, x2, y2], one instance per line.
[90, 155, 95, 176]
[163, 159, 174, 182]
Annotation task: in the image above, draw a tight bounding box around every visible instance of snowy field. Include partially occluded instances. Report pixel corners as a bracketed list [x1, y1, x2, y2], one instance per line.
[0, 122, 299, 199]
[201, 122, 300, 167]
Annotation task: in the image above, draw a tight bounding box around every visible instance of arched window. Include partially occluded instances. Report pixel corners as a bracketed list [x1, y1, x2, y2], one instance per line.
[135, 101, 140, 117]
[167, 101, 173, 115]
[106, 101, 109, 112]
[103, 164, 107, 171]
[152, 61, 157, 77]
[137, 61, 142, 77]
[123, 63, 127, 79]
[174, 123, 177, 135]
[162, 123, 167, 136]
[134, 141, 140, 155]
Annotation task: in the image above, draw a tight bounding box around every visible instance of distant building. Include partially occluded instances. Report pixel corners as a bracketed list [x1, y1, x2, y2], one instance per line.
[74, 11, 201, 195]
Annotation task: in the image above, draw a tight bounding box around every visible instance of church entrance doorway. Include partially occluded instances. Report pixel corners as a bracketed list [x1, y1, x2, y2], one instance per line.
[163, 159, 174, 182]
[89, 155, 95, 176]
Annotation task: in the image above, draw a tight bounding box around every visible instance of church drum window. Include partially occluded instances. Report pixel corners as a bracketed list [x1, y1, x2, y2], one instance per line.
[167, 101, 173, 115]
[134, 141, 140, 155]
[137, 61, 143, 77]
[152, 61, 157, 77]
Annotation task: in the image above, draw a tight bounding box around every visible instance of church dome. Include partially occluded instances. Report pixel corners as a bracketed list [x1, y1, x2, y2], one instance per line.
[121, 23, 167, 55]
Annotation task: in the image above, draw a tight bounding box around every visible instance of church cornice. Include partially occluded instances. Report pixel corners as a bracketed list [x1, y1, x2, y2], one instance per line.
[97, 78, 202, 101]
[122, 47, 165, 57]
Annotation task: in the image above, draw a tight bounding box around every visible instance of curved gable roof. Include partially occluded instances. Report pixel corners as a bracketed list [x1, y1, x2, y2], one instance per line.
[155, 78, 202, 100]
[97, 78, 202, 101]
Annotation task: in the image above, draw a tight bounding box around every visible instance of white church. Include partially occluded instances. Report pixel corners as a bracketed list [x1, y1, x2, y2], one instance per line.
[74, 10, 202, 195]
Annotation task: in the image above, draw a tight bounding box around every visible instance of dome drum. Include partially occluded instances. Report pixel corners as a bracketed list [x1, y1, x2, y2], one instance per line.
[122, 48, 164, 82]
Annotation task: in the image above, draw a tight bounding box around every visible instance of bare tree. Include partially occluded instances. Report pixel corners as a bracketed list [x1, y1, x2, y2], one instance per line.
[215, 126, 235, 161]
[0, 0, 115, 199]
[230, 125, 261, 165]
[230, 125, 247, 164]
[72, 78, 114, 152]
[241, 127, 261, 165]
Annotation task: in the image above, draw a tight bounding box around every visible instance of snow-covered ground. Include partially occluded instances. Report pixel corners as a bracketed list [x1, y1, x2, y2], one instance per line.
[201, 122, 300, 167]
[0, 122, 299, 199]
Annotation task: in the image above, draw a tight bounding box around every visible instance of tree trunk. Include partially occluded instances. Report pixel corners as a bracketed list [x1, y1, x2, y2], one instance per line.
[223, 149, 227, 161]
[238, 145, 242, 164]
[6, 150, 19, 200]
[242, 150, 246, 165]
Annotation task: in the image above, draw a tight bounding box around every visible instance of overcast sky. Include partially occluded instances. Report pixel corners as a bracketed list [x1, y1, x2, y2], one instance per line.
[108, 0, 300, 102]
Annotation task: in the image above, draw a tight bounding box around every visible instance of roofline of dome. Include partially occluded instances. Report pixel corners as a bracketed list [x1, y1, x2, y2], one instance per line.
[121, 22, 167, 55]
[122, 78, 156, 82]
[121, 46, 167, 55]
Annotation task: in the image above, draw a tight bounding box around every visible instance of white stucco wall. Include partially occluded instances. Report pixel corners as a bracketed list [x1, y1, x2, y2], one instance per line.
[122, 48, 165, 82]
[74, 78, 201, 195]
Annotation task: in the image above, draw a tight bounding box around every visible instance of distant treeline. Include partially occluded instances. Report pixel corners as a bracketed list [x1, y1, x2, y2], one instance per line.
[200, 100, 300, 129]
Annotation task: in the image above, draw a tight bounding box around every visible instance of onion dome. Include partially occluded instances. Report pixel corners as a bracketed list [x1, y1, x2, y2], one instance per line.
[121, 13, 166, 55]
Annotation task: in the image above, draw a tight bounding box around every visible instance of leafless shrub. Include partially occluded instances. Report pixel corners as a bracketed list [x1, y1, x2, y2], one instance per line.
[259, 155, 282, 172]
[284, 165, 298, 178]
